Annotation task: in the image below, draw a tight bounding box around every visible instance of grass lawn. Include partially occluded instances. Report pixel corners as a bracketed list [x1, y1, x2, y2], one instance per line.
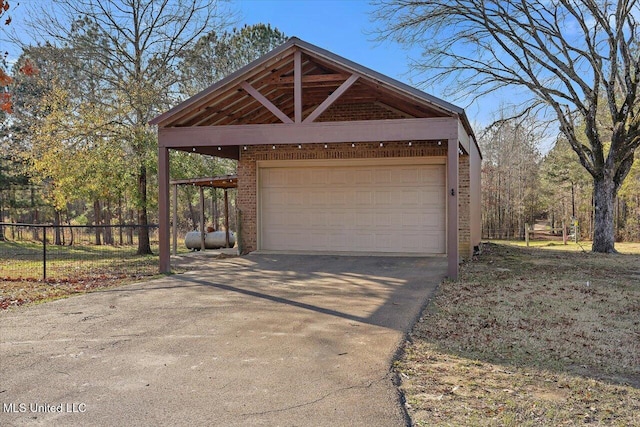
[0, 240, 161, 279]
[493, 239, 640, 254]
[397, 242, 640, 426]
[0, 240, 190, 309]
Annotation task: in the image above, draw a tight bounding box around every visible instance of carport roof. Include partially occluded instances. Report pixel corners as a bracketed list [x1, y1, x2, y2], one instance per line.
[150, 37, 474, 137]
[170, 175, 237, 189]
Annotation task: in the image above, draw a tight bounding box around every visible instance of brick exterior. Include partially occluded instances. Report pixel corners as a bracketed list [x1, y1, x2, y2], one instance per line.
[237, 140, 456, 253]
[316, 102, 407, 122]
[235, 103, 472, 260]
[458, 154, 472, 260]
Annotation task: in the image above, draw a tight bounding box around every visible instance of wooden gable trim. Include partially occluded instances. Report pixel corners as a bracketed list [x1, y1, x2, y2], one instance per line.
[240, 81, 293, 124]
[303, 73, 360, 123]
[278, 73, 350, 85]
[294, 50, 302, 123]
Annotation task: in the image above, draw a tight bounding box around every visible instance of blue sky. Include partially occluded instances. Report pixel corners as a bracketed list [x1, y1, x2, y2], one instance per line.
[236, 0, 489, 126]
[3, 0, 493, 128]
[237, 0, 414, 83]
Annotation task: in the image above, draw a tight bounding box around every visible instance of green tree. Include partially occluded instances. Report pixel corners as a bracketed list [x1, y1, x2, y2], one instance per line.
[179, 23, 287, 96]
[540, 137, 593, 236]
[618, 152, 640, 241]
[20, 0, 231, 254]
[10, 43, 130, 239]
[480, 115, 543, 238]
[0, 154, 30, 239]
[374, 0, 640, 253]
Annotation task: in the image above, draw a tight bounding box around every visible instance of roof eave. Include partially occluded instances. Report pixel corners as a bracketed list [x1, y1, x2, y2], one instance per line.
[150, 36, 479, 154]
[149, 37, 300, 126]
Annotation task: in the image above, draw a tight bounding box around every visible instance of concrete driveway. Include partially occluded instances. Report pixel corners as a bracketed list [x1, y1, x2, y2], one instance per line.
[1, 254, 446, 426]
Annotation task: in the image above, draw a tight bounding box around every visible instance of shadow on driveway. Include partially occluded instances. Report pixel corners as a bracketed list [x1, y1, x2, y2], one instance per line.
[1, 254, 446, 426]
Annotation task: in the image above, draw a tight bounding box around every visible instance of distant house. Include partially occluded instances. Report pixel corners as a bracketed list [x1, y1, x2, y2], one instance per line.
[151, 37, 481, 279]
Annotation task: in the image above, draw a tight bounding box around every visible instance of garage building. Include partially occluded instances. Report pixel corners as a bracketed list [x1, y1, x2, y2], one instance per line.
[152, 37, 481, 279]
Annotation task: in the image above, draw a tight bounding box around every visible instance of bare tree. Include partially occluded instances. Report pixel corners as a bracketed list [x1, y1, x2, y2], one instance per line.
[18, 0, 231, 254]
[480, 114, 543, 239]
[374, 0, 639, 253]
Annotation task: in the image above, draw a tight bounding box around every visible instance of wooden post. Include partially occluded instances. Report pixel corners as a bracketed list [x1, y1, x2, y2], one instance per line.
[562, 220, 567, 245]
[447, 138, 459, 280]
[42, 226, 47, 280]
[199, 186, 205, 251]
[212, 188, 218, 230]
[294, 49, 302, 123]
[158, 147, 170, 273]
[224, 188, 230, 248]
[172, 184, 178, 255]
[525, 223, 530, 247]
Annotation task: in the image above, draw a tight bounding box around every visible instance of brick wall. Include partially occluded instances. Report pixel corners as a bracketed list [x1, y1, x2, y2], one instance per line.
[235, 99, 471, 258]
[237, 140, 448, 254]
[316, 102, 407, 122]
[458, 154, 472, 260]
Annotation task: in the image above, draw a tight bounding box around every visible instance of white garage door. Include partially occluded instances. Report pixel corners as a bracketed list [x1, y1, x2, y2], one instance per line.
[258, 160, 446, 253]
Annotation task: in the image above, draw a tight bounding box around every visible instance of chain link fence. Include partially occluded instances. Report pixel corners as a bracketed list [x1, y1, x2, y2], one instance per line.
[0, 223, 159, 281]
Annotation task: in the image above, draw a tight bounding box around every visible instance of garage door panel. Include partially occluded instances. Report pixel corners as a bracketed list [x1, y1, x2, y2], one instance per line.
[355, 169, 373, 184]
[260, 162, 445, 253]
[374, 191, 392, 205]
[329, 170, 348, 185]
[374, 169, 391, 184]
[355, 191, 373, 206]
[356, 212, 374, 227]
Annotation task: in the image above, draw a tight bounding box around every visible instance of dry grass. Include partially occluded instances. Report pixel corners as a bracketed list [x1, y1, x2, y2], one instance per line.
[493, 239, 640, 254]
[0, 274, 161, 309]
[0, 242, 229, 309]
[0, 241, 177, 309]
[397, 242, 640, 426]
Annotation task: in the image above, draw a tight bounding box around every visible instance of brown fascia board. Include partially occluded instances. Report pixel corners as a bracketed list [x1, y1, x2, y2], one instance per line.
[150, 36, 481, 157]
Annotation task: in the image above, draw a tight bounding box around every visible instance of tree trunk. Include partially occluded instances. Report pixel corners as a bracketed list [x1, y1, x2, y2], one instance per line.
[592, 175, 616, 253]
[137, 165, 152, 255]
[54, 210, 62, 245]
[118, 195, 124, 246]
[93, 199, 102, 245]
[0, 191, 4, 241]
[188, 198, 198, 230]
[127, 208, 134, 245]
[104, 200, 113, 245]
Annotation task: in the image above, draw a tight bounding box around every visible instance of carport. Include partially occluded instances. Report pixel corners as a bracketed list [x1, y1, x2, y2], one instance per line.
[170, 175, 237, 253]
[151, 37, 481, 279]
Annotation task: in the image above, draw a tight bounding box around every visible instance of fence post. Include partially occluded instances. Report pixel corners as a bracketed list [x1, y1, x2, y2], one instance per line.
[42, 226, 47, 280]
[562, 221, 567, 245]
[525, 223, 530, 247]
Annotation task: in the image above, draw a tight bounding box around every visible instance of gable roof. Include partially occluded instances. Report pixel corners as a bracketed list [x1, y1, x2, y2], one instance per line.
[150, 37, 475, 139]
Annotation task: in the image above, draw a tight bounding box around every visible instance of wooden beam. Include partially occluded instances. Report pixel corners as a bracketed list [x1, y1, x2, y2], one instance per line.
[240, 81, 293, 124]
[303, 74, 360, 123]
[294, 50, 302, 123]
[170, 176, 238, 188]
[158, 117, 459, 148]
[279, 73, 350, 84]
